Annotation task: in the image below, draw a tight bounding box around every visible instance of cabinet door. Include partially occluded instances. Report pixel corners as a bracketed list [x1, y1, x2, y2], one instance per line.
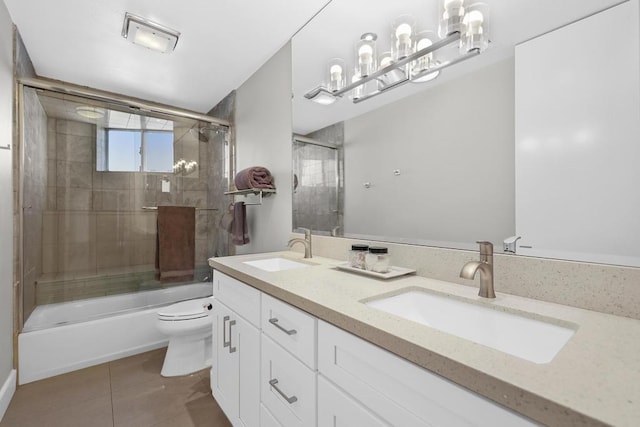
[211, 300, 239, 420]
[211, 299, 260, 427]
[318, 375, 387, 427]
[237, 313, 260, 427]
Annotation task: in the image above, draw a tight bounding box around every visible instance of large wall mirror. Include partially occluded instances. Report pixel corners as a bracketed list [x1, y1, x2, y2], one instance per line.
[291, 0, 639, 267]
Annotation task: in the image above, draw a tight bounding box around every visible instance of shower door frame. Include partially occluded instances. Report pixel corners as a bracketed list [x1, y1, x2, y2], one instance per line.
[14, 77, 231, 334]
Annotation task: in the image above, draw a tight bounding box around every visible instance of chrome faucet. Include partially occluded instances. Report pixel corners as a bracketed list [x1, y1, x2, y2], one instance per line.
[460, 241, 496, 298]
[288, 227, 312, 258]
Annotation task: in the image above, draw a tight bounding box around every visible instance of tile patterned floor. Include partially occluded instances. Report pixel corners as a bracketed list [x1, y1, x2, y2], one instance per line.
[1, 348, 232, 427]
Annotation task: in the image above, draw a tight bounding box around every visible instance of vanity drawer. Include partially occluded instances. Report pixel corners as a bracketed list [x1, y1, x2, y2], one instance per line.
[212, 270, 260, 327]
[261, 334, 316, 427]
[261, 293, 316, 369]
[318, 321, 536, 427]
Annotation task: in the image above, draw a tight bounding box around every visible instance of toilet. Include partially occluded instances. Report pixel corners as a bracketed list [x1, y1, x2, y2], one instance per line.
[156, 297, 214, 377]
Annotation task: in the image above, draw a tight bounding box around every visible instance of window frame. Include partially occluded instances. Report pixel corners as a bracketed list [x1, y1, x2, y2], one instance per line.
[105, 128, 174, 173]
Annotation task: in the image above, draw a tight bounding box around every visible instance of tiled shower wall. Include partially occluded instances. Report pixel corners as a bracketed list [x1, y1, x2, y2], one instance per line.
[29, 117, 223, 306]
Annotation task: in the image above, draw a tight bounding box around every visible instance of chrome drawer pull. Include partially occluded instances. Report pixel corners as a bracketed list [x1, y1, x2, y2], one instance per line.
[268, 379, 298, 404]
[223, 316, 236, 352]
[228, 319, 236, 353]
[223, 316, 230, 348]
[269, 318, 297, 336]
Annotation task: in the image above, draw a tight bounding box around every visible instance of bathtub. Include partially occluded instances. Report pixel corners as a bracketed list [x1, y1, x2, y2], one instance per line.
[18, 283, 212, 384]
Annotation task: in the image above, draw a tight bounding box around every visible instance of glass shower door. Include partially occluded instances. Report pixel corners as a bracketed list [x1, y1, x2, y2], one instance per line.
[292, 139, 341, 235]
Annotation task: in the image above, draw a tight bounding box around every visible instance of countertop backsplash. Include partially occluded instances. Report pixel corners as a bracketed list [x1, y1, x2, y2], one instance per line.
[289, 233, 640, 320]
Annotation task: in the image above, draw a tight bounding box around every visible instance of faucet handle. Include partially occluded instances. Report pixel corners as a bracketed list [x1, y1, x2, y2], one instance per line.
[503, 236, 521, 253]
[476, 241, 493, 256]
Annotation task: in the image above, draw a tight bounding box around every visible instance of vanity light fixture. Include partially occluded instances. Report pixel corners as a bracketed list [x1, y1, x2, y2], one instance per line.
[122, 12, 180, 53]
[304, 1, 489, 105]
[75, 106, 105, 119]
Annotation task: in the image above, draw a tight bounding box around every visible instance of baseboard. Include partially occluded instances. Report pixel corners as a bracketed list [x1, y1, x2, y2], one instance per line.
[0, 369, 16, 422]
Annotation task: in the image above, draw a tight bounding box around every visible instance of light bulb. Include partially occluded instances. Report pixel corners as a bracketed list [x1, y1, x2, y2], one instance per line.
[392, 17, 415, 60]
[379, 55, 393, 68]
[416, 37, 433, 51]
[358, 44, 373, 64]
[330, 64, 343, 81]
[463, 10, 484, 28]
[395, 23, 412, 40]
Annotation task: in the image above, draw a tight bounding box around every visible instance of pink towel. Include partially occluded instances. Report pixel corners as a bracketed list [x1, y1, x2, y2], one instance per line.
[234, 166, 275, 190]
[231, 202, 250, 245]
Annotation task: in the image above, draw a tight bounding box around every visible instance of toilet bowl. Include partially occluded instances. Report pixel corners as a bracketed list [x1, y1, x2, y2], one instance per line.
[156, 297, 214, 377]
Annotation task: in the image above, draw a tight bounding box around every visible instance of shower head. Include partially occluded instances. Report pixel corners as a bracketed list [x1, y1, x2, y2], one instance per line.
[189, 126, 210, 143]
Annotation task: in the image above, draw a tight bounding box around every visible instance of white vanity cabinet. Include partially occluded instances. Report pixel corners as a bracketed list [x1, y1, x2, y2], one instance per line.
[211, 271, 261, 427]
[317, 320, 537, 427]
[210, 269, 536, 426]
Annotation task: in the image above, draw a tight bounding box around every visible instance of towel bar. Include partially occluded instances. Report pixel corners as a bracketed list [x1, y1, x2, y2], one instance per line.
[224, 188, 276, 206]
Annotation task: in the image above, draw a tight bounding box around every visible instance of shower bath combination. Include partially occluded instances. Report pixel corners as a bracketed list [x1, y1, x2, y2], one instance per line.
[15, 80, 232, 383]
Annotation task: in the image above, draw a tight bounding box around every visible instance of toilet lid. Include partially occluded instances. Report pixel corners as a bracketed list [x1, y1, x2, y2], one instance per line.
[158, 299, 211, 320]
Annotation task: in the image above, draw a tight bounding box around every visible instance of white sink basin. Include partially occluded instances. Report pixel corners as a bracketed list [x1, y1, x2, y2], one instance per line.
[243, 257, 311, 272]
[365, 290, 576, 364]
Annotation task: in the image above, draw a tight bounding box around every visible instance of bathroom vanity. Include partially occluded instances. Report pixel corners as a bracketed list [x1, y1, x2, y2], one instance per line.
[209, 252, 640, 426]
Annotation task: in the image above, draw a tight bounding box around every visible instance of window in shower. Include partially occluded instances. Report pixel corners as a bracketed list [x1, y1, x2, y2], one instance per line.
[105, 129, 173, 172]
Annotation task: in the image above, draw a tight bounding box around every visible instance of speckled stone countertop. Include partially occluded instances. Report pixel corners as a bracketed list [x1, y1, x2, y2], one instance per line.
[209, 251, 640, 426]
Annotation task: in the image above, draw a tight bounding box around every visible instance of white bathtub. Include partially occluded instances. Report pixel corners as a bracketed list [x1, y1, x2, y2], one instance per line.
[19, 283, 212, 384]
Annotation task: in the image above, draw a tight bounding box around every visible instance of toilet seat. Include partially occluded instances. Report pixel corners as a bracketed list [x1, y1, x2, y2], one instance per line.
[157, 298, 212, 321]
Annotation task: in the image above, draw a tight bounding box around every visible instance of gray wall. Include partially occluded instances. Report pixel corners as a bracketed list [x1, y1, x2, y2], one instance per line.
[0, 0, 14, 386]
[344, 58, 515, 246]
[234, 43, 293, 254]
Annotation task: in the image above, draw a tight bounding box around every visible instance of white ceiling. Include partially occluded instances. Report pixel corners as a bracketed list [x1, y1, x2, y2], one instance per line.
[4, 0, 624, 131]
[292, 0, 624, 134]
[4, 0, 331, 114]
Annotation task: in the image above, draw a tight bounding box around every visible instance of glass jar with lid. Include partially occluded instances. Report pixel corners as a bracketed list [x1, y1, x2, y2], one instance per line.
[365, 247, 390, 273]
[348, 244, 369, 269]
